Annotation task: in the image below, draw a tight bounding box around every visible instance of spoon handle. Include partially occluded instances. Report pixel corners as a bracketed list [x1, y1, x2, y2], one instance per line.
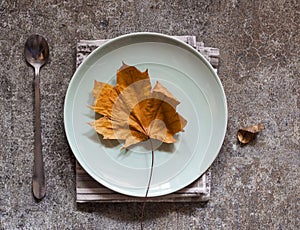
[32, 67, 46, 199]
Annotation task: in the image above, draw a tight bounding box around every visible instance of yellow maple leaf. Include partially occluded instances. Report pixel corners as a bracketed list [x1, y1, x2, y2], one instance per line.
[90, 63, 187, 149]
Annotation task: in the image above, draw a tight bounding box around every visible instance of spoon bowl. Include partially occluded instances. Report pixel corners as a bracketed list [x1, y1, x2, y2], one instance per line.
[24, 34, 49, 200]
[25, 35, 49, 69]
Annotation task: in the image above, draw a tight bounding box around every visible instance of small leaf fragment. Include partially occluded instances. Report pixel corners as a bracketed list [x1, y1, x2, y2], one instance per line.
[237, 124, 265, 144]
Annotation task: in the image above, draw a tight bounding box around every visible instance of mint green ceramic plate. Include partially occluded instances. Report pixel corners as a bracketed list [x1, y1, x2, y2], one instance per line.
[64, 32, 227, 197]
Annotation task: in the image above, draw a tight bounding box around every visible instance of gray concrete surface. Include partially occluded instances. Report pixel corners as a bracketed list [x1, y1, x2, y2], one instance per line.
[0, 0, 299, 229]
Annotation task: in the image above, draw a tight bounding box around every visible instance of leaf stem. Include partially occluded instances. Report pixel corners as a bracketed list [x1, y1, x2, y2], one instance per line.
[140, 138, 154, 230]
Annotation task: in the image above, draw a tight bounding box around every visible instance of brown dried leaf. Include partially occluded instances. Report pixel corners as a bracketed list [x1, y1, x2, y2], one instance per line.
[90, 63, 187, 149]
[237, 124, 265, 144]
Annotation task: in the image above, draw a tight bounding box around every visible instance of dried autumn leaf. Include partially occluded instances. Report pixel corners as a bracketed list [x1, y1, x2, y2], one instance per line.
[90, 63, 187, 149]
[237, 124, 265, 144]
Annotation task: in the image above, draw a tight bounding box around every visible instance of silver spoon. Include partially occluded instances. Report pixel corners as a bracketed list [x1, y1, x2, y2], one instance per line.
[24, 34, 49, 200]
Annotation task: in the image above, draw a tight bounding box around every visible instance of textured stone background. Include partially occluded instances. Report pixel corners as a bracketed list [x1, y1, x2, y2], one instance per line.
[0, 0, 299, 229]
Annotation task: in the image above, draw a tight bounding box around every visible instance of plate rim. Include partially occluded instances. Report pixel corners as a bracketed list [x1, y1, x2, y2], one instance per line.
[64, 32, 228, 197]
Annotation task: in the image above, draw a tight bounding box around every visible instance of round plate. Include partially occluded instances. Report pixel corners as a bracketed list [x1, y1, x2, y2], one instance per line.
[64, 32, 227, 197]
